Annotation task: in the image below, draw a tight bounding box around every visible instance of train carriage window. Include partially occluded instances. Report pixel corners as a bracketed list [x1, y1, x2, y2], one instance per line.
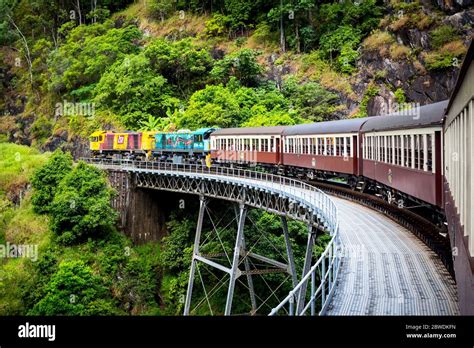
[318, 138, 324, 155]
[380, 135, 387, 162]
[326, 137, 334, 156]
[404, 135, 410, 168]
[427, 134, 433, 172]
[335, 137, 341, 156]
[270, 138, 274, 152]
[368, 136, 372, 160]
[419, 134, 425, 171]
[394, 136, 399, 165]
[387, 136, 392, 164]
[345, 137, 351, 157]
[380, 136, 383, 161]
[414, 135, 419, 169]
[366, 137, 370, 160]
[379, 136, 383, 162]
[375, 136, 378, 161]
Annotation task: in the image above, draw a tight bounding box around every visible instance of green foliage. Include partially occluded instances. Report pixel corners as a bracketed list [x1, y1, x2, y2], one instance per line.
[430, 25, 459, 49]
[174, 84, 241, 129]
[144, 38, 214, 96]
[149, 0, 175, 21]
[160, 273, 188, 315]
[94, 54, 177, 129]
[31, 149, 73, 214]
[252, 22, 273, 46]
[282, 78, 339, 121]
[160, 215, 194, 272]
[49, 161, 117, 245]
[0, 143, 50, 193]
[115, 243, 162, 314]
[29, 260, 118, 315]
[203, 13, 231, 37]
[338, 44, 359, 74]
[394, 88, 406, 104]
[423, 41, 466, 71]
[210, 48, 262, 87]
[356, 83, 379, 117]
[48, 22, 142, 94]
[319, 25, 361, 72]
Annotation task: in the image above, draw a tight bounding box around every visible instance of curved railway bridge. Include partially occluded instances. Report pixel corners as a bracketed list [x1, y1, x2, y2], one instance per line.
[84, 158, 459, 315]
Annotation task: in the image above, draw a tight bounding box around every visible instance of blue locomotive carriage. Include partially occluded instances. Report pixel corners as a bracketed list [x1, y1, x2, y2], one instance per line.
[153, 128, 216, 164]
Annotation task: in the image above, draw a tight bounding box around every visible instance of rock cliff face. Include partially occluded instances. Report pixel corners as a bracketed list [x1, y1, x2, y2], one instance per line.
[354, 7, 474, 116]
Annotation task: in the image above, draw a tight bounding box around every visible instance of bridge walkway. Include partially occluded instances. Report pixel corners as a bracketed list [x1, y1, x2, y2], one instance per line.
[326, 197, 459, 315]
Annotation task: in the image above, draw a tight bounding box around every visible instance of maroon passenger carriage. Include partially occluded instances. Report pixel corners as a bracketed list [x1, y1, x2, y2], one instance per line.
[281, 118, 367, 179]
[210, 126, 285, 169]
[359, 100, 447, 209]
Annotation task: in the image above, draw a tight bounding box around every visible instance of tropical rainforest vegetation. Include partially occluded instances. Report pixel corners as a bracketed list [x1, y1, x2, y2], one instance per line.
[0, 0, 471, 314]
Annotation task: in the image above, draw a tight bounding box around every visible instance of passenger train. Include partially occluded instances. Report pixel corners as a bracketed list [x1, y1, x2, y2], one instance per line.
[90, 41, 474, 314]
[90, 101, 447, 222]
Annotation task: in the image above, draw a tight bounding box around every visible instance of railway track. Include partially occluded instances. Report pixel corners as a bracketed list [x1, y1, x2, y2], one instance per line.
[305, 180, 455, 279]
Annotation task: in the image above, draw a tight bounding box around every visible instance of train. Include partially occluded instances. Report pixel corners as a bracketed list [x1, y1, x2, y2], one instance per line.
[89, 102, 447, 221]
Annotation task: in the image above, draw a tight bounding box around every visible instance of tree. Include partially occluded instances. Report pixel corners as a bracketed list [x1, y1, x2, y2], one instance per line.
[94, 54, 178, 129]
[48, 22, 142, 94]
[29, 260, 118, 315]
[31, 150, 73, 214]
[282, 78, 339, 121]
[144, 38, 214, 97]
[149, 0, 175, 22]
[49, 161, 117, 245]
[210, 48, 263, 87]
[174, 84, 241, 129]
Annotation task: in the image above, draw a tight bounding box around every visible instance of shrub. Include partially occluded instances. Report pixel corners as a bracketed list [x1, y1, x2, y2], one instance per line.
[49, 161, 117, 245]
[394, 88, 406, 104]
[29, 260, 118, 315]
[252, 22, 273, 47]
[160, 216, 194, 272]
[356, 83, 379, 117]
[210, 48, 263, 87]
[430, 25, 460, 49]
[363, 30, 394, 52]
[423, 40, 467, 71]
[203, 13, 231, 38]
[31, 150, 73, 214]
[389, 43, 411, 61]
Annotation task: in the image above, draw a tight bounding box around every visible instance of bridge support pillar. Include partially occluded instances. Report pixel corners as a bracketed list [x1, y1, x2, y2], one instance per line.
[282, 216, 297, 288]
[296, 224, 315, 314]
[234, 204, 257, 315]
[184, 195, 207, 316]
[225, 202, 247, 315]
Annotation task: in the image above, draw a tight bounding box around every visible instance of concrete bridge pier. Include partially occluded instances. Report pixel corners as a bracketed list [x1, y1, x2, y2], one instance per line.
[107, 170, 167, 244]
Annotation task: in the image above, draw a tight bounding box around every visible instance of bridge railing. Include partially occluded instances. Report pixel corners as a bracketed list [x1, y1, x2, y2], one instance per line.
[269, 223, 340, 316]
[83, 157, 341, 315]
[82, 158, 338, 231]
